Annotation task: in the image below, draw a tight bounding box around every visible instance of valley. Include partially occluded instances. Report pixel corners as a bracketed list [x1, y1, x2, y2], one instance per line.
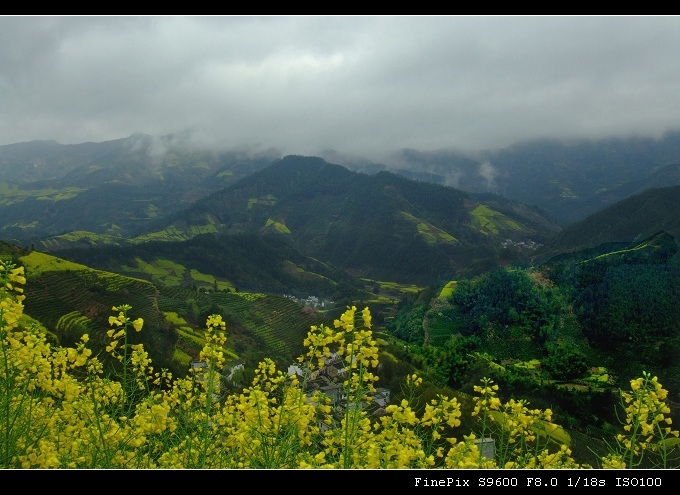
[2, 134, 680, 468]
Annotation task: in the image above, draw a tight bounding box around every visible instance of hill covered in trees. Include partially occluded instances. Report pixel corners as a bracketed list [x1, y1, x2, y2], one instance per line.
[387, 230, 680, 457]
[136, 155, 559, 283]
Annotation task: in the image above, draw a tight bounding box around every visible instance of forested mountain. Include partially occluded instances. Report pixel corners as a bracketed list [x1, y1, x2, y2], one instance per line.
[386, 230, 680, 456]
[0, 134, 276, 241]
[535, 185, 680, 260]
[4, 132, 680, 247]
[137, 155, 559, 283]
[362, 132, 680, 225]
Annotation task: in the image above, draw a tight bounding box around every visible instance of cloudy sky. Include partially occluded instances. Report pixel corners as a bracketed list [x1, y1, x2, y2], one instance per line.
[2, 16, 680, 161]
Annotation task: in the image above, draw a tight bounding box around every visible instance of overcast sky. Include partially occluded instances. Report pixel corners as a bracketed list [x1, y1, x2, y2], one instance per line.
[2, 16, 680, 162]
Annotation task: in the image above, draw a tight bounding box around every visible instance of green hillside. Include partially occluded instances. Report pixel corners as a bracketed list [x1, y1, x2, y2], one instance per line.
[381, 133, 680, 226]
[56, 233, 361, 299]
[12, 249, 177, 371]
[387, 231, 680, 448]
[536, 185, 680, 261]
[0, 134, 276, 242]
[138, 156, 560, 282]
[0, 241, 336, 377]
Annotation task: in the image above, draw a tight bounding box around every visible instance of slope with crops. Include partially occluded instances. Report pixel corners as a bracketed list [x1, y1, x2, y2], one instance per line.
[1, 261, 678, 469]
[0, 134, 276, 244]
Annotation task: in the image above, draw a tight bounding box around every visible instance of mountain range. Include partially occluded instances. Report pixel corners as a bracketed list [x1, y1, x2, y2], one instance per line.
[3, 133, 680, 426]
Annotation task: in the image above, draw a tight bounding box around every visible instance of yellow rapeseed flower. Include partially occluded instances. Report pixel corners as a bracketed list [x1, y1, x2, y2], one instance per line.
[132, 318, 143, 332]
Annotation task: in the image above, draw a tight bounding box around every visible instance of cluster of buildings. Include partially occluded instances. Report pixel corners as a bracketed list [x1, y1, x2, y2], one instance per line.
[287, 353, 391, 421]
[501, 238, 541, 251]
[283, 294, 334, 309]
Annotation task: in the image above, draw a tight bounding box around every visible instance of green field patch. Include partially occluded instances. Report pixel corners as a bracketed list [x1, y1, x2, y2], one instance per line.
[177, 327, 206, 348]
[264, 218, 291, 234]
[400, 211, 458, 245]
[0, 181, 86, 205]
[40, 231, 122, 250]
[172, 348, 193, 368]
[146, 204, 159, 218]
[234, 292, 266, 301]
[583, 367, 614, 385]
[18, 252, 150, 292]
[190, 224, 219, 236]
[217, 170, 233, 178]
[20, 251, 94, 276]
[282, 260, 335, 286]
[104, 224, 124, 236]
[133, 217, 221, 243]
[365, 295, 394, 304]
[155, 259, 186, 276]
[380, 351, 398, 363]
[163, 311, 189, 327]
[247, 194, 277, 210]
[120, 257, 234, 291]
[190, 269, 214, 284]
[439, 280, 457, 298]
[7, 220, 38, 230]
[364, 279, 423, 295]
[511, 359, 542, 371]
[122, 258, 186, 286]
[214, 281, 232, 291]
[56, 310, 92, 339]
[583, 242, 654, 264]
[189, 268, 213, 284]
[132, 225, 193, 243]
[187, 268, 235, 291]
[470, 205, 523, 236]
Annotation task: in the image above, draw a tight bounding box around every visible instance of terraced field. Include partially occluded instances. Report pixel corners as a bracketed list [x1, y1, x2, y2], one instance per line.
[117, 257, 235, 291]
[0, 181, 86, 206]
[400, 211, 458, 245]
[213, 292, 317, 359]
[439, 281, 457, 299]
[16, 250, 176, 369]
[39, 231, 123, 250]
[469, 204, 523, 236]
[131, 216, 224, 244]
[263, 218, 291, 234]
[158, 286, 327, 362]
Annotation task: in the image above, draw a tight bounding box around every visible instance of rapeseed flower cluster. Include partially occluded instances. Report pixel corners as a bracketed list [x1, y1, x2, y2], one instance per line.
[1, 260, 678, 468]
[602, 371, 680, 468]
[469, 377, 581, 468]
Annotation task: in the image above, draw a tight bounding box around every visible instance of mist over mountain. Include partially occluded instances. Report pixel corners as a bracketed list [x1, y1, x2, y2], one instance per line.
[4, 131, 680, 244]
[0, 134, 278, 242]
[364, 131, 680, 226]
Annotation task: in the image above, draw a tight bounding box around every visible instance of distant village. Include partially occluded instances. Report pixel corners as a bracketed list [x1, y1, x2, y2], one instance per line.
[217, 350, 391, 424]
[501, 238, 541, 251]
[283, 294, 334, 309]
[287, 353, 391, 421]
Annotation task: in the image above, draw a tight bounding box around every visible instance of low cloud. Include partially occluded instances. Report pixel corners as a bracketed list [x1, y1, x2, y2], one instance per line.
[478, 161, 498, 190]
[3, 17, 680, 160]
